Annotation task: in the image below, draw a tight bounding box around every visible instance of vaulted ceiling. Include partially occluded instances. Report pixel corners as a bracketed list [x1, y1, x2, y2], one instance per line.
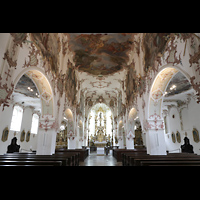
[12, 33, 195, 110]
[68, 33, 133, 103]
[12, 74, 41, 112]
[68, 33, 133, 76]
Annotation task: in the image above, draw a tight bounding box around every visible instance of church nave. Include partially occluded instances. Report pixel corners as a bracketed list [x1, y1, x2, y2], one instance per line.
[1, 33, 200, 167]
[79, 151, 122, 166]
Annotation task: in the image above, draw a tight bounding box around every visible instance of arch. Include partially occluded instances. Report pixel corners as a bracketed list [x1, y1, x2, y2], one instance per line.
[128, 107, 137, 121]
[87, 102, 113, 119]
[79, 120, 83, 127]
[87, 102, 114, 143]
[13, 67, 54, 117]
[148, 65, 191, 118]
[64, 108, 73, 121]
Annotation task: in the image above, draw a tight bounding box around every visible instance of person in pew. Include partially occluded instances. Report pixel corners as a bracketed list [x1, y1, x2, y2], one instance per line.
[7, 137, 20, 153]
[181, 137, 194, 153]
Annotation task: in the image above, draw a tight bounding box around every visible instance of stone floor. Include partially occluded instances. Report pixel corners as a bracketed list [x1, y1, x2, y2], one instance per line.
[79, 151, 122, 166]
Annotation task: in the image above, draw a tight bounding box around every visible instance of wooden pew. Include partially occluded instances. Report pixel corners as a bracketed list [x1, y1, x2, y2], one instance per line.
[122, 152, 147, 166]
[3, 150, 84, 166]
[4, 153, 77, 166]
[140, 160, 200, 166]
[53, 152, 79, 166]
[0, 160, 62, 166]
[55, 148, 89, 162]
[129, 154, 200, 166]
[1, 155, 71, 166]
[123, 152, 199, 166]
[113, 148, 147, 162]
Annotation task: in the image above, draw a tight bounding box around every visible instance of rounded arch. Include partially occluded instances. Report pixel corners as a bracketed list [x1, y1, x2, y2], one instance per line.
[79, 120, 83, 127]
[148, 64, 191, 118]
[13, 67, 54, 117]
[64, 108, 73, 121]
[128, 107, 137, 121]
[87, 102, 113, 119]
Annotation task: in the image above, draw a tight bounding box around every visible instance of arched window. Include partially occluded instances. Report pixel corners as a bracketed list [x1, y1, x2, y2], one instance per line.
[10, 105, 23, 132]
[31, 113, 39, 134]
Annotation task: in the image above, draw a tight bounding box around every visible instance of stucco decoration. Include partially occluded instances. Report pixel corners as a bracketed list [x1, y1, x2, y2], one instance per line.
[149, 67, 179, 117]
[0, 75, 14, 110]
[25, 70, 54, 117]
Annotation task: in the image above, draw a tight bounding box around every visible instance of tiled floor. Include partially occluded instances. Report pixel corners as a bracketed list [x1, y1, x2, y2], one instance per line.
[80, 151, 122, 166]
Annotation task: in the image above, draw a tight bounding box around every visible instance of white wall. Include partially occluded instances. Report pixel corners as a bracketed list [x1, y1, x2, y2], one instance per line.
[164, 98, 200, 155]
[164, 107, 182, 153]
[0, 105, 38, 154]
[183, 98, 200, 155]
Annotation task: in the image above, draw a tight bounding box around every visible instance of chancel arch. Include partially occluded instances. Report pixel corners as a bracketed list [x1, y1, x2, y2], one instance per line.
[88, 103, 113, 148]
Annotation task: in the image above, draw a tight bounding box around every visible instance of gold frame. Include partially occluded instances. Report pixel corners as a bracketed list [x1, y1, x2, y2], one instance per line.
[171, 132, 176, 143]
[1, 127, 9, 142]
[176, 131, 181, 143]
[26, 131, 30, 142]
[20, 130, 25, 142]
[192, 128, 199, 143]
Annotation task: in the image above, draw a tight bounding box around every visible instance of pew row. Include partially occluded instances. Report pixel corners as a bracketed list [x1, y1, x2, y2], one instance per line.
[54, 148, 89, 162]
[121, 151, 200, 166]
[1, 152, 80, 166]
[113, 148, 147, 162]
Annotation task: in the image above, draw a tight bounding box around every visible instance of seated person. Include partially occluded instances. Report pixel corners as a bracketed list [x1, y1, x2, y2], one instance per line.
[7, 137, 20, 153]
[181, 137, 194, 153]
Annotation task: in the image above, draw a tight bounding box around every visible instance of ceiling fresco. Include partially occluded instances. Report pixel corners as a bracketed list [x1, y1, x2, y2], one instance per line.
[68, 33, 134, 76]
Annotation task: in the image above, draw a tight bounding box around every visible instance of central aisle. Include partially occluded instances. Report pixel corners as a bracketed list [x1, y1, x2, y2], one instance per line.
[80, 151, 122, 166]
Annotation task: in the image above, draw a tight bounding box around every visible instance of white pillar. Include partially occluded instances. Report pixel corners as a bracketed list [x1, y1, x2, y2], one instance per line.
[68, 136, 76, 149]
[118, 137, 123, 148]
[36, 128, 56, 155]
[126, 131, 135, 149]
[36, 117, 57, 155]
[146, 119, 167, 155]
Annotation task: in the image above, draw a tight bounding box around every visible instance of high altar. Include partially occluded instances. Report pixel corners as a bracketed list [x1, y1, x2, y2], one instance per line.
[89, 107, 112, 148]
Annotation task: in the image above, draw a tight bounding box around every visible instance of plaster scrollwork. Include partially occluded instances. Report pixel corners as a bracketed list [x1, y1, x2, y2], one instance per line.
[127, 130, 135, 140]
[0, 75, 14, 111]
[3, 50, 17, 69]
[146, 111, 165, 131]
[39, 115, 58, 132]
